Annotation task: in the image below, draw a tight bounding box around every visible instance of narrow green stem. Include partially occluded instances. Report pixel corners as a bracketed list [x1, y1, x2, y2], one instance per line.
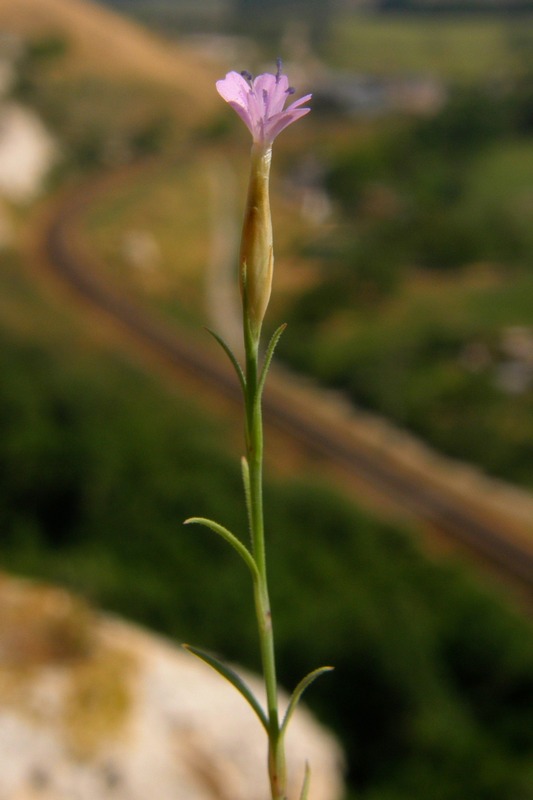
[244, 317, 285, 800]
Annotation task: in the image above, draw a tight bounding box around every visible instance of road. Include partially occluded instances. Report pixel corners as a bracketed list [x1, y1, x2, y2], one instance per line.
[34, 168, 533, 599]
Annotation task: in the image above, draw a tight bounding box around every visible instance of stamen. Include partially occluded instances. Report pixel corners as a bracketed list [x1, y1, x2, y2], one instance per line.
[276, 58, 282, 82]
[241, 70, 253, 86]
[287, 87, 296, 95]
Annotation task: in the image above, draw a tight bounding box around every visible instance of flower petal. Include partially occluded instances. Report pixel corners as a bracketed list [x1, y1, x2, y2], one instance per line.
[253, 72, 290, 118]
[217, 66, 311, 144]
[269, 74, 291, 115]
[286, 93, 313, 112]
[216, 72, 255, 134]
[216, 71, 249, 107]
[265, 107, 311, 141]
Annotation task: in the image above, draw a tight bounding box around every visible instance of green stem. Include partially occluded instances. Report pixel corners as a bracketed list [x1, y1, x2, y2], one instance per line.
[244, 317, 285, 800]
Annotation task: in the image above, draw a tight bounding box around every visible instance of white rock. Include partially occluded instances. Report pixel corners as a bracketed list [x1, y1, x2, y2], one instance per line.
[0, 575, 344, 800]
[0, 103, 56, 203]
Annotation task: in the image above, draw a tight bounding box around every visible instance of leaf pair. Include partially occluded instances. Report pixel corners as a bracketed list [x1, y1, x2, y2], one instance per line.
[183, 642, 333, 764]
[207, 323, 287, 404]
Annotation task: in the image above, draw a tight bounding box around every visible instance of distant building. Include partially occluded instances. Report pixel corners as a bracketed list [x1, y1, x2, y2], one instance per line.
[312, 70, 445, 118]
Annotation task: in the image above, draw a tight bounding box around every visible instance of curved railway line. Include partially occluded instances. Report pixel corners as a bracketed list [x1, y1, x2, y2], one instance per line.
[37, 173, 533, 599]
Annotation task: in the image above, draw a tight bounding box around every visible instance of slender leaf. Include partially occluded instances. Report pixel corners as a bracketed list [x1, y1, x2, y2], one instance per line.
[258, 323, 287, 398]
[183, 644, 269, 732]
[206, 327, 246, 394]
[280, 666, 334, 735]
[299, 763, 311, 800]
[184, 517, 259, 580]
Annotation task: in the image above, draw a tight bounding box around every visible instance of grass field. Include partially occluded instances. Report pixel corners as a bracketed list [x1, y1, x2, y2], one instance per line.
[84, 159, 212, 324]
[81, 137, 319, 329]
[463, 138, 533, 253]
[328, 14, 533, 80]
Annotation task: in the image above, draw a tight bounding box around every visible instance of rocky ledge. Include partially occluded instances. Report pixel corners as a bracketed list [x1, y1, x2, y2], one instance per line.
[0, 573, 344, 800]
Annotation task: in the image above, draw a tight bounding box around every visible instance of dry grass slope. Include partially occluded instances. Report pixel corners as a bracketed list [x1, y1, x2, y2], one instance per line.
[0, 0, 218, 117]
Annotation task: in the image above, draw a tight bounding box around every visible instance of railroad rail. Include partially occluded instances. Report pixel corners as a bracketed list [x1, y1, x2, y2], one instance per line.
[38, 174, 533, 597]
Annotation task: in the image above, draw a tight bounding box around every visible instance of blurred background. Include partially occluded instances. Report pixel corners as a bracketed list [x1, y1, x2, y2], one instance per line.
[0, 0, 533, 798]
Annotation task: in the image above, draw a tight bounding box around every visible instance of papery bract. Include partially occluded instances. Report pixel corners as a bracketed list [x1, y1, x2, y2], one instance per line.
[216, 61, 311, 146]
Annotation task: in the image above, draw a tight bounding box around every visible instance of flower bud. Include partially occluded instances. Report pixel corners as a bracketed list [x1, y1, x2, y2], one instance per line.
[240, 143, 273, 342]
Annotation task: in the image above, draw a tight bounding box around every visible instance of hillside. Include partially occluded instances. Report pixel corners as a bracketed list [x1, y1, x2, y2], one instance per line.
[0, 0, 218, 116]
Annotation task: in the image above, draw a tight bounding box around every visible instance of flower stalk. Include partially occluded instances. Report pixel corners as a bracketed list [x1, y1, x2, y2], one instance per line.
[243, 305, 283, 797]
[185, 63, 331, 800]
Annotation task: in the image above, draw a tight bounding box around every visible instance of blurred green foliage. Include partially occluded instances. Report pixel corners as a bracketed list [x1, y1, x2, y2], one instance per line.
[12, 39, 175, 173]
[279, 82, 533, 487]
[1, 319, 532, 799]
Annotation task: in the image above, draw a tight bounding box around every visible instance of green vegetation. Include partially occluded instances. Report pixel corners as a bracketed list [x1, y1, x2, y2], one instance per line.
[327, 14, 533, 81]
[74, 18, 533, 489]
[278, 81, 533, 487]
[0, 251, 532, 800]
[11, 33, 196, 177]
[83, 158, 213, 323]
[16, 73, 175, 173]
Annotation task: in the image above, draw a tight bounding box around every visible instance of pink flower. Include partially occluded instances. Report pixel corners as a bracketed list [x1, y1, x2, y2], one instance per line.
[216, 60, 311, 146]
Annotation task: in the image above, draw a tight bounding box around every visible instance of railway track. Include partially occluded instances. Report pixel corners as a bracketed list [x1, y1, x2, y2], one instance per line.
[39, 173, 533, 597]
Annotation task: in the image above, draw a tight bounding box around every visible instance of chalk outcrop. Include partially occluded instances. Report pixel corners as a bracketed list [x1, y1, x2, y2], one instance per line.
[0, 102, 56, 203]
[0, 574, 344, 800]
